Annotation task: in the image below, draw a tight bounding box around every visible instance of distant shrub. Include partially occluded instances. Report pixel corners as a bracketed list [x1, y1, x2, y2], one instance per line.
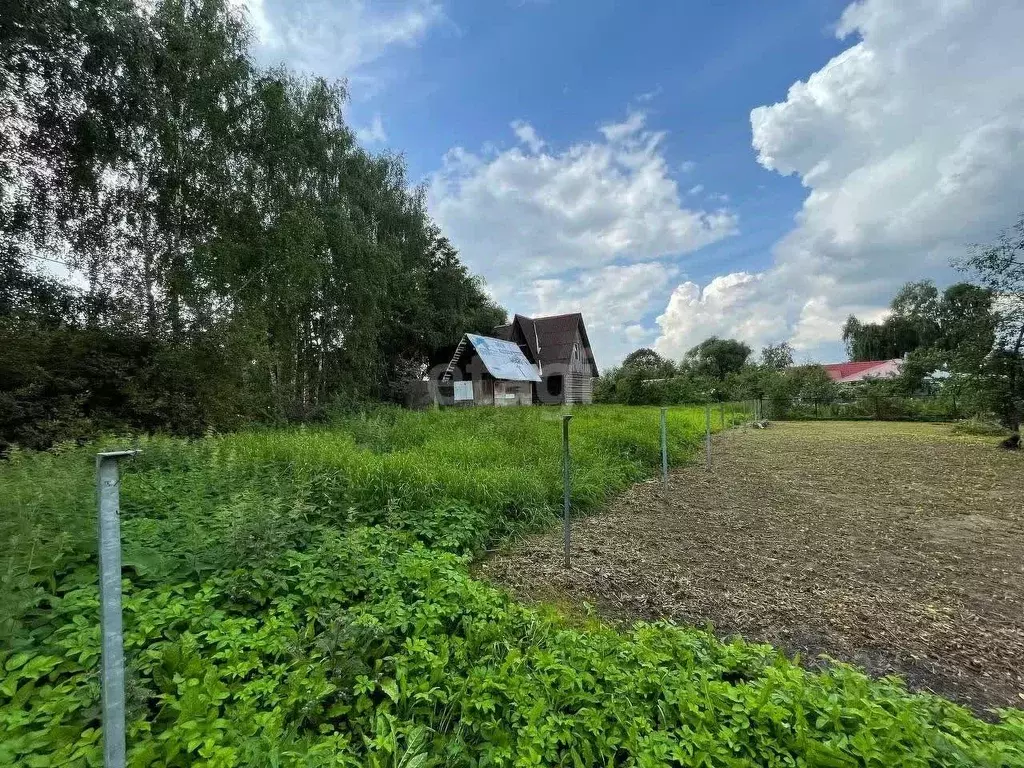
[951, 418, 1011, 436]
[775, 395, 963, 422]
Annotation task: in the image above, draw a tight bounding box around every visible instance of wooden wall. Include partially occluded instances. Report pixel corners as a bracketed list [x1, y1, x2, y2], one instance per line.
[494, 380, 533, 406]
[472, 379, 495, 406]
[565, 373, 593, 404]
[407, 377, 533, 409]
[565, 327, 594, 404]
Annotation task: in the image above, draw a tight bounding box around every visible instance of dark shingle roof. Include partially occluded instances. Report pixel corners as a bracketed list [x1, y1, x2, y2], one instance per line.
[499, 313, 598, 376]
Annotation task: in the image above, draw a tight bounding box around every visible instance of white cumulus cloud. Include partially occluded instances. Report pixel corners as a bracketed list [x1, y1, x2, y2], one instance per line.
[241, 0, 443, 89]
[528, 262, 679, 367]
[355, 114, 388, 146]
[655, 0, 1024, 360]
[511, 120, 545, 153]
[429, 110, 737, 283]
[655, 273, 783, 359]
[428, 110, 738, 365]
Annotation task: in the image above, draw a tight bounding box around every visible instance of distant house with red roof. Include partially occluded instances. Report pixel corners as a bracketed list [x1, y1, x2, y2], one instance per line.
[821, 359, 903, 384]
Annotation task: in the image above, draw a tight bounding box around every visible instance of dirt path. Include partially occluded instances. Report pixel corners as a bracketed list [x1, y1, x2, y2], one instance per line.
[480, 421, 1024, 713]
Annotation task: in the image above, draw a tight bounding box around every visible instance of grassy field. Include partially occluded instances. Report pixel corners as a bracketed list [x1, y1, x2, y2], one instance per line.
[2, 407, 1023, 766]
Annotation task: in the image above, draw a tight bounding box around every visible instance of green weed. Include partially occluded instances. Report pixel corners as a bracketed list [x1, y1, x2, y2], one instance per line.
[950, 418, 1012, 437]
[1, 405, 1021, 766]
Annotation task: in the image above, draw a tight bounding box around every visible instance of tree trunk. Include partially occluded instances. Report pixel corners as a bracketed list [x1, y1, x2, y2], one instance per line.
[1008, 321, 1024, 432]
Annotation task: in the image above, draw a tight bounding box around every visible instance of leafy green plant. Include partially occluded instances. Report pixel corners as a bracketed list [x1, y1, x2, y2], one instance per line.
[950, 418, 1012, 437]
[2, 406, 1021, 767]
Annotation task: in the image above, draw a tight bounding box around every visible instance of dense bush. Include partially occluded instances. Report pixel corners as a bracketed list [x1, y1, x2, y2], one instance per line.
[770, 395, 961, 422]
[2, 407, 1022, 766]
[950, 418, 1012, 437]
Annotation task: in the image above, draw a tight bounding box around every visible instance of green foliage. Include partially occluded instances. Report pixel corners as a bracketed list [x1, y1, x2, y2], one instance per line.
[594, 341, 752, 406]
[594, 367, 725, 407]
[683, 337, 752, 381]
[2, 407, 1022, 766]
[778, 397, 962, 423]
[958, 213, 1024, 430]
[842, 212, 1024, 430]
[759, 342, 794, 371]
[760, 365, 839, 419]
[841, 280, 981, 362]
[620, 348, 676, 379]
[0, 0, 504, 447]
[950, 418, 1011, 437]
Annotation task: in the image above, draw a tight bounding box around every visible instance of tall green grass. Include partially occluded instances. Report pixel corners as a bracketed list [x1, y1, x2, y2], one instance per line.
[3, 404, 1021, 767]
[1, 405, 714, 625]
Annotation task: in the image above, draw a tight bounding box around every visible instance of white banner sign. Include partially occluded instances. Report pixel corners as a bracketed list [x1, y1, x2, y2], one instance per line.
[453, 381, 474, 401]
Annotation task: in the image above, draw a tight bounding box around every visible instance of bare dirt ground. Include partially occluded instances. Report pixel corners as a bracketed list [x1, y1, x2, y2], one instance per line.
[479, 421, 1024, 713]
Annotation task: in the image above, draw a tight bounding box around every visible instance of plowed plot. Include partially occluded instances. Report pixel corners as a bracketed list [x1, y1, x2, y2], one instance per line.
[481, 421, 1024, 713]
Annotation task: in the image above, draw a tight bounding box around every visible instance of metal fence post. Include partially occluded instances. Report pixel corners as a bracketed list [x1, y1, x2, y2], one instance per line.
[97, 450, 137, 768]
[561, 415, 573, 569]
[659, 408, 668, 496]
[704, 404, 712, 471]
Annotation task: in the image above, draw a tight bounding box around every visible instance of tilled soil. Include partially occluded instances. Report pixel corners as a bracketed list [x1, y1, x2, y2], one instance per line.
[479, 421, 1024, 713]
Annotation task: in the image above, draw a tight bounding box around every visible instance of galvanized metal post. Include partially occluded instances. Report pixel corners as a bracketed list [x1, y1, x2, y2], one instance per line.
[705, 404, 712, 471]
[97, 450, 137, 768]
[561, 415, 573, 569]
[659, 408, 668, 496]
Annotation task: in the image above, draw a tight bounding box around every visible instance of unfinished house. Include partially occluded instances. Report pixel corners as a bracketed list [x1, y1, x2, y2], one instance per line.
[493, 313, 599, 405]
[437, 333, 541, 406]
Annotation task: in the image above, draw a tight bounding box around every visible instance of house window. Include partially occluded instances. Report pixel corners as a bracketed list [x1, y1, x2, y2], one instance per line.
[547, 375, 564, 397]
[571, 342, 580, 366]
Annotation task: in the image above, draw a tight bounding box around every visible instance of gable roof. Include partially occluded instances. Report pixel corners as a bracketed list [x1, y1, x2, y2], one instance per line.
[822, 359, 902, 383]
[496, 313, 599, 377]
[443, 333, 541, 382]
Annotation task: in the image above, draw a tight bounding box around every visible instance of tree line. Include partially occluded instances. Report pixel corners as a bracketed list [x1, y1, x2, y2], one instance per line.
[597, 214, 1024, 430]
[594, 338, 842, 418]
[1, 0, 504, 448]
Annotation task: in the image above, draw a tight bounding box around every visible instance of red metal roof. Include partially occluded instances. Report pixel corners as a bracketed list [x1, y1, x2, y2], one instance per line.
[822, 360, 900, 382]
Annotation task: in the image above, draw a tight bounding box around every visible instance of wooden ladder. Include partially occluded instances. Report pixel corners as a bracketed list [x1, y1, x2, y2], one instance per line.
[441, 336, 468, 382]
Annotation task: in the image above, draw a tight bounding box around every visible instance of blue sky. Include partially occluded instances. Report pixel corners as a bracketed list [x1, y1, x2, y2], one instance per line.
[243, 0, 1024, 366]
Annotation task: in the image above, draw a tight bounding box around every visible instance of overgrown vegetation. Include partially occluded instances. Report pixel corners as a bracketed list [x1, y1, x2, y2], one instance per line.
[843, 253, 1024, 430]
[950, 418, 1012, 437]
[598, 216, 1024, 430]
[1, 0, 504, 449]
[595, 341, 844, 417]
[2, 407, 1022, 766]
